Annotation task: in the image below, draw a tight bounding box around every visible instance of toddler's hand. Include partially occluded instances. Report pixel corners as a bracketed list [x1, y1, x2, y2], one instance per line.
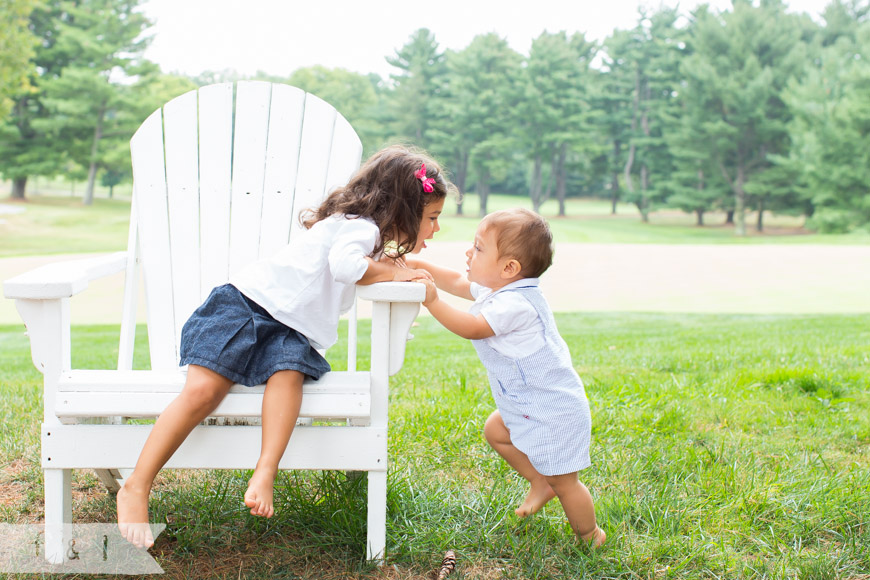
[421, 278, 438, 306]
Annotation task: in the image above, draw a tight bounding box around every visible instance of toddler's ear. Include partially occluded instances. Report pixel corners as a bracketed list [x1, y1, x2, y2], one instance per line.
[501, 258, 522, 279]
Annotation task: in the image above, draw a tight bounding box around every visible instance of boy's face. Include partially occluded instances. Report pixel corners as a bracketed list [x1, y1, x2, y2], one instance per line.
[465, 224, 505, 288]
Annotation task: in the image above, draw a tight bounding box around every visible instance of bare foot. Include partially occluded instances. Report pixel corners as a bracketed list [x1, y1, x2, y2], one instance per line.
[580, 526, 606, 548]
[244, 468, 276, 518]
[117, 483, 154, 548]
[515, 480, 556, 517]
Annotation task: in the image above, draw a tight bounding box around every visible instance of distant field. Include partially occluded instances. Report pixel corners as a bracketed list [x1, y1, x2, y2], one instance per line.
[1, 193, 867, 259]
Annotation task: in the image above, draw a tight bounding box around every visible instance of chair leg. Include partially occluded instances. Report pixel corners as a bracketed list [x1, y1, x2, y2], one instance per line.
[94, 469, 123, 493]
[44, 468, 72, 564]
[366, 470, 387, 563]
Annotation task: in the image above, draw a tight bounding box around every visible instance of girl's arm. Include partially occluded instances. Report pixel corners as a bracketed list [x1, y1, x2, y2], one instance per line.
[422, 280, 494, 340]
[404, 257, 473, 300]
[357, 256, 432, 285]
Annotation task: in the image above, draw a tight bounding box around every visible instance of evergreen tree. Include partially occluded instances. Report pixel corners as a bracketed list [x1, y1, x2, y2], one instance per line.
[680, 1, 806, 235]
[782, 8, 870, 231]
[519, 31, 597, 214]
[0, 0, 38, 120]
[605, 7, 684, 222]
[443, 34, 522, 217]
[386, 28, 447, 150]
[0, 0, 151, 203]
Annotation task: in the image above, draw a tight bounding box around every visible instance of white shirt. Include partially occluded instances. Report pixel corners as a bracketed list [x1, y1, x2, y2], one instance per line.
[470, 278, 545, 359]
[230, 214, 379, 350]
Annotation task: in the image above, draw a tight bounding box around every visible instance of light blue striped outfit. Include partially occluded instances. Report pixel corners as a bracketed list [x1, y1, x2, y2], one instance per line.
[470, 283, 592, 476]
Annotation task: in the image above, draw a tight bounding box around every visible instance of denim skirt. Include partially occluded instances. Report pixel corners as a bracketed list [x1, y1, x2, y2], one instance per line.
[179, 284, 330, 386]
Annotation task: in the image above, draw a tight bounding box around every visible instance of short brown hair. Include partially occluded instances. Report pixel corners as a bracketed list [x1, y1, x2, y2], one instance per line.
[480, 208, 553, 278]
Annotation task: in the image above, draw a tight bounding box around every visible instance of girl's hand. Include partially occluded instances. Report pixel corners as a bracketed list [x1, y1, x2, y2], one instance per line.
[392, 267, 433, 283]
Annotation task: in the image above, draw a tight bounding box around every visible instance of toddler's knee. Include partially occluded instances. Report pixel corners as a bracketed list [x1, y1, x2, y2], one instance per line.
[482, 412, 500, 440]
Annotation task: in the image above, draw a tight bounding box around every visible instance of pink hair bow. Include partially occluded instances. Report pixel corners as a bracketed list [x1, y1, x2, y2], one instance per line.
[415, 163, 436, 193]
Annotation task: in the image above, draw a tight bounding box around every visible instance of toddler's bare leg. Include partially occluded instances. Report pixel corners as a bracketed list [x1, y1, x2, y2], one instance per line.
[484, 410, 556, 516]
[118, 365, 233, 547]
[244, 370, 304, 518]
[545, 472, 605, 548]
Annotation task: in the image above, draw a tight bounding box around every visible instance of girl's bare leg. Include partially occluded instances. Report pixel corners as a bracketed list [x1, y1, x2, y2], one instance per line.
[545, 472, 605, 547]
[484, 410, 556, 517]
[118, 365, 233, 547]
[244, 370, 304, 518]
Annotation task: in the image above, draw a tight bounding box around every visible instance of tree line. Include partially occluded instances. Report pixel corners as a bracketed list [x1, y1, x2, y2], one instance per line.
[1, 0, 868, 235]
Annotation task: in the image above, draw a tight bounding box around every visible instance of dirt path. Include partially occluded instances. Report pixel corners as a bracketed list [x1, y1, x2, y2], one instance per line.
[2, 243, 869, 325]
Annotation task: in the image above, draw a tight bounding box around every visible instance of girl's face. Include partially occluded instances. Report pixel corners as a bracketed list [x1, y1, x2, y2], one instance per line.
[409, 198, 445, 254]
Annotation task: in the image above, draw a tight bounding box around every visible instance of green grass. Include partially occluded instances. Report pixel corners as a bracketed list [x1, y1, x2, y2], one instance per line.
[2, 194, 867, 259]
[1, 314, 868, 579]
[0, 196, 132, 258]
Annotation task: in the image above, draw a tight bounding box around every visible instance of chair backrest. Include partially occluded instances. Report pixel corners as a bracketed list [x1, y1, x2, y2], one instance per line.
[127, 81, 363, 371]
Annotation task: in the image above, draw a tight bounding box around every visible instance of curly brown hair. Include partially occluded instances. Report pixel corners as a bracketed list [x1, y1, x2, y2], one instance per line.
[301, 145, 452, 257]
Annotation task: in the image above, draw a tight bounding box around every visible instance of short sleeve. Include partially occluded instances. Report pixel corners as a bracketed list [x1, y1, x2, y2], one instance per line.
[479, 292, 539, 337]
[328, 218, 379, 284]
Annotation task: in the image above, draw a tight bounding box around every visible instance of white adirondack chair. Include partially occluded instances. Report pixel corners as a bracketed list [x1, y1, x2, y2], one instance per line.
[2, 81, 423, 564]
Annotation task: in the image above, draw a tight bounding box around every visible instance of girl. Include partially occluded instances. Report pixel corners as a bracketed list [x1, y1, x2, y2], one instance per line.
[118, 145, 450, 548]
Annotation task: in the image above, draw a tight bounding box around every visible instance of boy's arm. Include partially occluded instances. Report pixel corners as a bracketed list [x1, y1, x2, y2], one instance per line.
[404, 257, 473, 300]
[422, 280, 494, 340]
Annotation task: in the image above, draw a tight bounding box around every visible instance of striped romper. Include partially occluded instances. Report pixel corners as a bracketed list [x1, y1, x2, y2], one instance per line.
[470, 283, 592, 477]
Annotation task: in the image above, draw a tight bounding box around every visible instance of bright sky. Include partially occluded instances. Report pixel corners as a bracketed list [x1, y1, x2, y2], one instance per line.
[139, 0, 833, 80]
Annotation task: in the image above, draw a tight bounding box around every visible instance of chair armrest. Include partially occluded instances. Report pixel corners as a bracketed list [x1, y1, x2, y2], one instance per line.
[356, 282, 424, 377]
[356, 281, 425, 303]
[3, 252, 128, 300]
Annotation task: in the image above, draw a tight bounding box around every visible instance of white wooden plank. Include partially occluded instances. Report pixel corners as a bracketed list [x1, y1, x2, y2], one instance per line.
[228, 81, 271, 276]
[356, 281, 426, 303]
[259, 84, 305, 258]
[366, 471, 387, 561]
[130, 109, 176, 370]
[197, 83, 234, 299]
[56, 369, 370, 392]
[55, 390, 369, 419]
[325, 112, 363, 197]
[388, 302, 420, 377]
[163, 89, 201, 349]
[117, 211, 139, 371]
[289, 94, 336, 239]
[2, 252, 126, 299]
[369, 301, 391, 428]
[42, 425, 387, 471]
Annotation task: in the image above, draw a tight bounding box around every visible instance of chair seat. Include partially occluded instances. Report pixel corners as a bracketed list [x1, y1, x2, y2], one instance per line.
[55, 369, 371, 419]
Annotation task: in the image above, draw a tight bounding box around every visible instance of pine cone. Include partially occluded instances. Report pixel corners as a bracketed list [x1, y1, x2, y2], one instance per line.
[437, 550, 456, 580]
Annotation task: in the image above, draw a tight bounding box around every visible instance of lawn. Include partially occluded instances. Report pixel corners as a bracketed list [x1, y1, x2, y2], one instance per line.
[1, 313, 868, 579]
[2, 193, 868, 259]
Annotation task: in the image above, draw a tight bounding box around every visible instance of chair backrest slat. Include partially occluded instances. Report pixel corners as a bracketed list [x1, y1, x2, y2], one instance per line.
[163, 90, 202, 343]
[289, 94, 337, 240]
[130, 109, 176, 370]
[197, 83, 234, 301]
[129, 82, 363, 372]
[259, 84, 305, 257]
[228, 81, 272, 277]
